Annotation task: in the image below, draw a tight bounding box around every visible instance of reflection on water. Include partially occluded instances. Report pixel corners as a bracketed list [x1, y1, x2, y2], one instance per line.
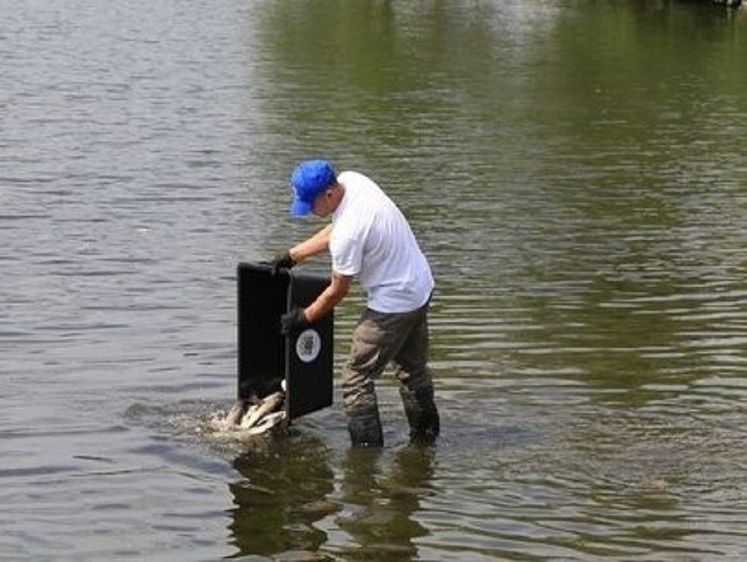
[228, 434, 437, 562]
[229, 432, 335, 557]
[2, 0, 747, 560]
[334, 446, 434, 561]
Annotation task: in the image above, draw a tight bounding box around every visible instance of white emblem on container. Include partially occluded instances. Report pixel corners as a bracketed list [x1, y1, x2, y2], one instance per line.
[296, 328, 322, 363]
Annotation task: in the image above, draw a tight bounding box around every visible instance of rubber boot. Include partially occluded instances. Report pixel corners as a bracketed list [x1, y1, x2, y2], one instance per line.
[400, 385, 440, 445]
[347, 405, 384, 447]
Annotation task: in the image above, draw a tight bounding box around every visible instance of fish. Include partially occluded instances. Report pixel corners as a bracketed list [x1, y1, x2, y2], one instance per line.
[223, 400, 249, 427]
[240, 391, 285, 429]
[210, 399, 248, 431]
[211, 387, 286, 437]
[238, 411, 287, 438]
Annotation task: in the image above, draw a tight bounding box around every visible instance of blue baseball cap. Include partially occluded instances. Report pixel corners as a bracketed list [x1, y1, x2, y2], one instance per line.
[289, 159, 336, 216]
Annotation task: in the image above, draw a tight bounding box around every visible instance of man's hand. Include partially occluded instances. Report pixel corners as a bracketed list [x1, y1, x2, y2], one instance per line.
[280, 307, 309, 335]
[270, 250, 296, 275]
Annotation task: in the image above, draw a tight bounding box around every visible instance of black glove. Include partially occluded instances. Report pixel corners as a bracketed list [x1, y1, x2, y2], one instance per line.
[270, 250, 297, 275]
[280, 306, 309, 335]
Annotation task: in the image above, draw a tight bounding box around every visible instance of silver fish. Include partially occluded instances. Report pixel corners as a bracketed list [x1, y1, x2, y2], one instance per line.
[223, 399, 249, 427]
[240, 391, 285, 429]
[239, 411, 287, 437]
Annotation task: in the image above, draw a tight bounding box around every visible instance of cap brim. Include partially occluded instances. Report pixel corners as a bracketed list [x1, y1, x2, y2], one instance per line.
[290, 197, 312, 216]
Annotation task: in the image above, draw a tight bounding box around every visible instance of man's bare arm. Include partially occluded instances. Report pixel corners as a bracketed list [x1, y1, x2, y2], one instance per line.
[289, 224, 332, 263]
[304, 271, 351, 323]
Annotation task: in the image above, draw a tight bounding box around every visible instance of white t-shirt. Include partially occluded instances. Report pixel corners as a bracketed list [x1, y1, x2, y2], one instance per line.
[330, 171, 434, 313]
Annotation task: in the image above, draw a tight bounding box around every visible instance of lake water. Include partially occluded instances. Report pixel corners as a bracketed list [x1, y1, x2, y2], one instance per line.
[2, 1, 747, 560]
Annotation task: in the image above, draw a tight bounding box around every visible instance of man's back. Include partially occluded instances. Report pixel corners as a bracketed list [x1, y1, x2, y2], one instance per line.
[330, 170, 434, 313]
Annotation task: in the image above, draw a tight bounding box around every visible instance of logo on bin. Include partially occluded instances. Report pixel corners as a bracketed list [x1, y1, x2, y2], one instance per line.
[296, 328, 322, 363]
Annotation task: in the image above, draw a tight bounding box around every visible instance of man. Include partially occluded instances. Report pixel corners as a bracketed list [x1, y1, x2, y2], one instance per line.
[272, 159, 440, 447]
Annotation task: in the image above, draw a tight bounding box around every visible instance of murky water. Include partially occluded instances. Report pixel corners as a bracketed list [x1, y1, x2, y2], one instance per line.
[2, 0, 747, 560]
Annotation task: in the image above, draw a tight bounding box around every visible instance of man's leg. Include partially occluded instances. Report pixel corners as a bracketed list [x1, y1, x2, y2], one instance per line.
[393, 302, 440, 445]
[342, 310, 391, 446]
[342, 308, 414, 447]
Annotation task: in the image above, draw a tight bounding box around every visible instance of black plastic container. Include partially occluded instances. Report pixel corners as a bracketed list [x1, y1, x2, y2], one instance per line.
[237, 262, 334, 422]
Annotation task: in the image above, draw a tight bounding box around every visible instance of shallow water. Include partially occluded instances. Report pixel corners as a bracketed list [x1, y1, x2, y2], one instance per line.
[2, 0, 747, 560]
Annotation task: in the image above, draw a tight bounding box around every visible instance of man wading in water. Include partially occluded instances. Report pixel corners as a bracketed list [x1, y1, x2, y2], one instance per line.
[272, 159, 440, 447]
